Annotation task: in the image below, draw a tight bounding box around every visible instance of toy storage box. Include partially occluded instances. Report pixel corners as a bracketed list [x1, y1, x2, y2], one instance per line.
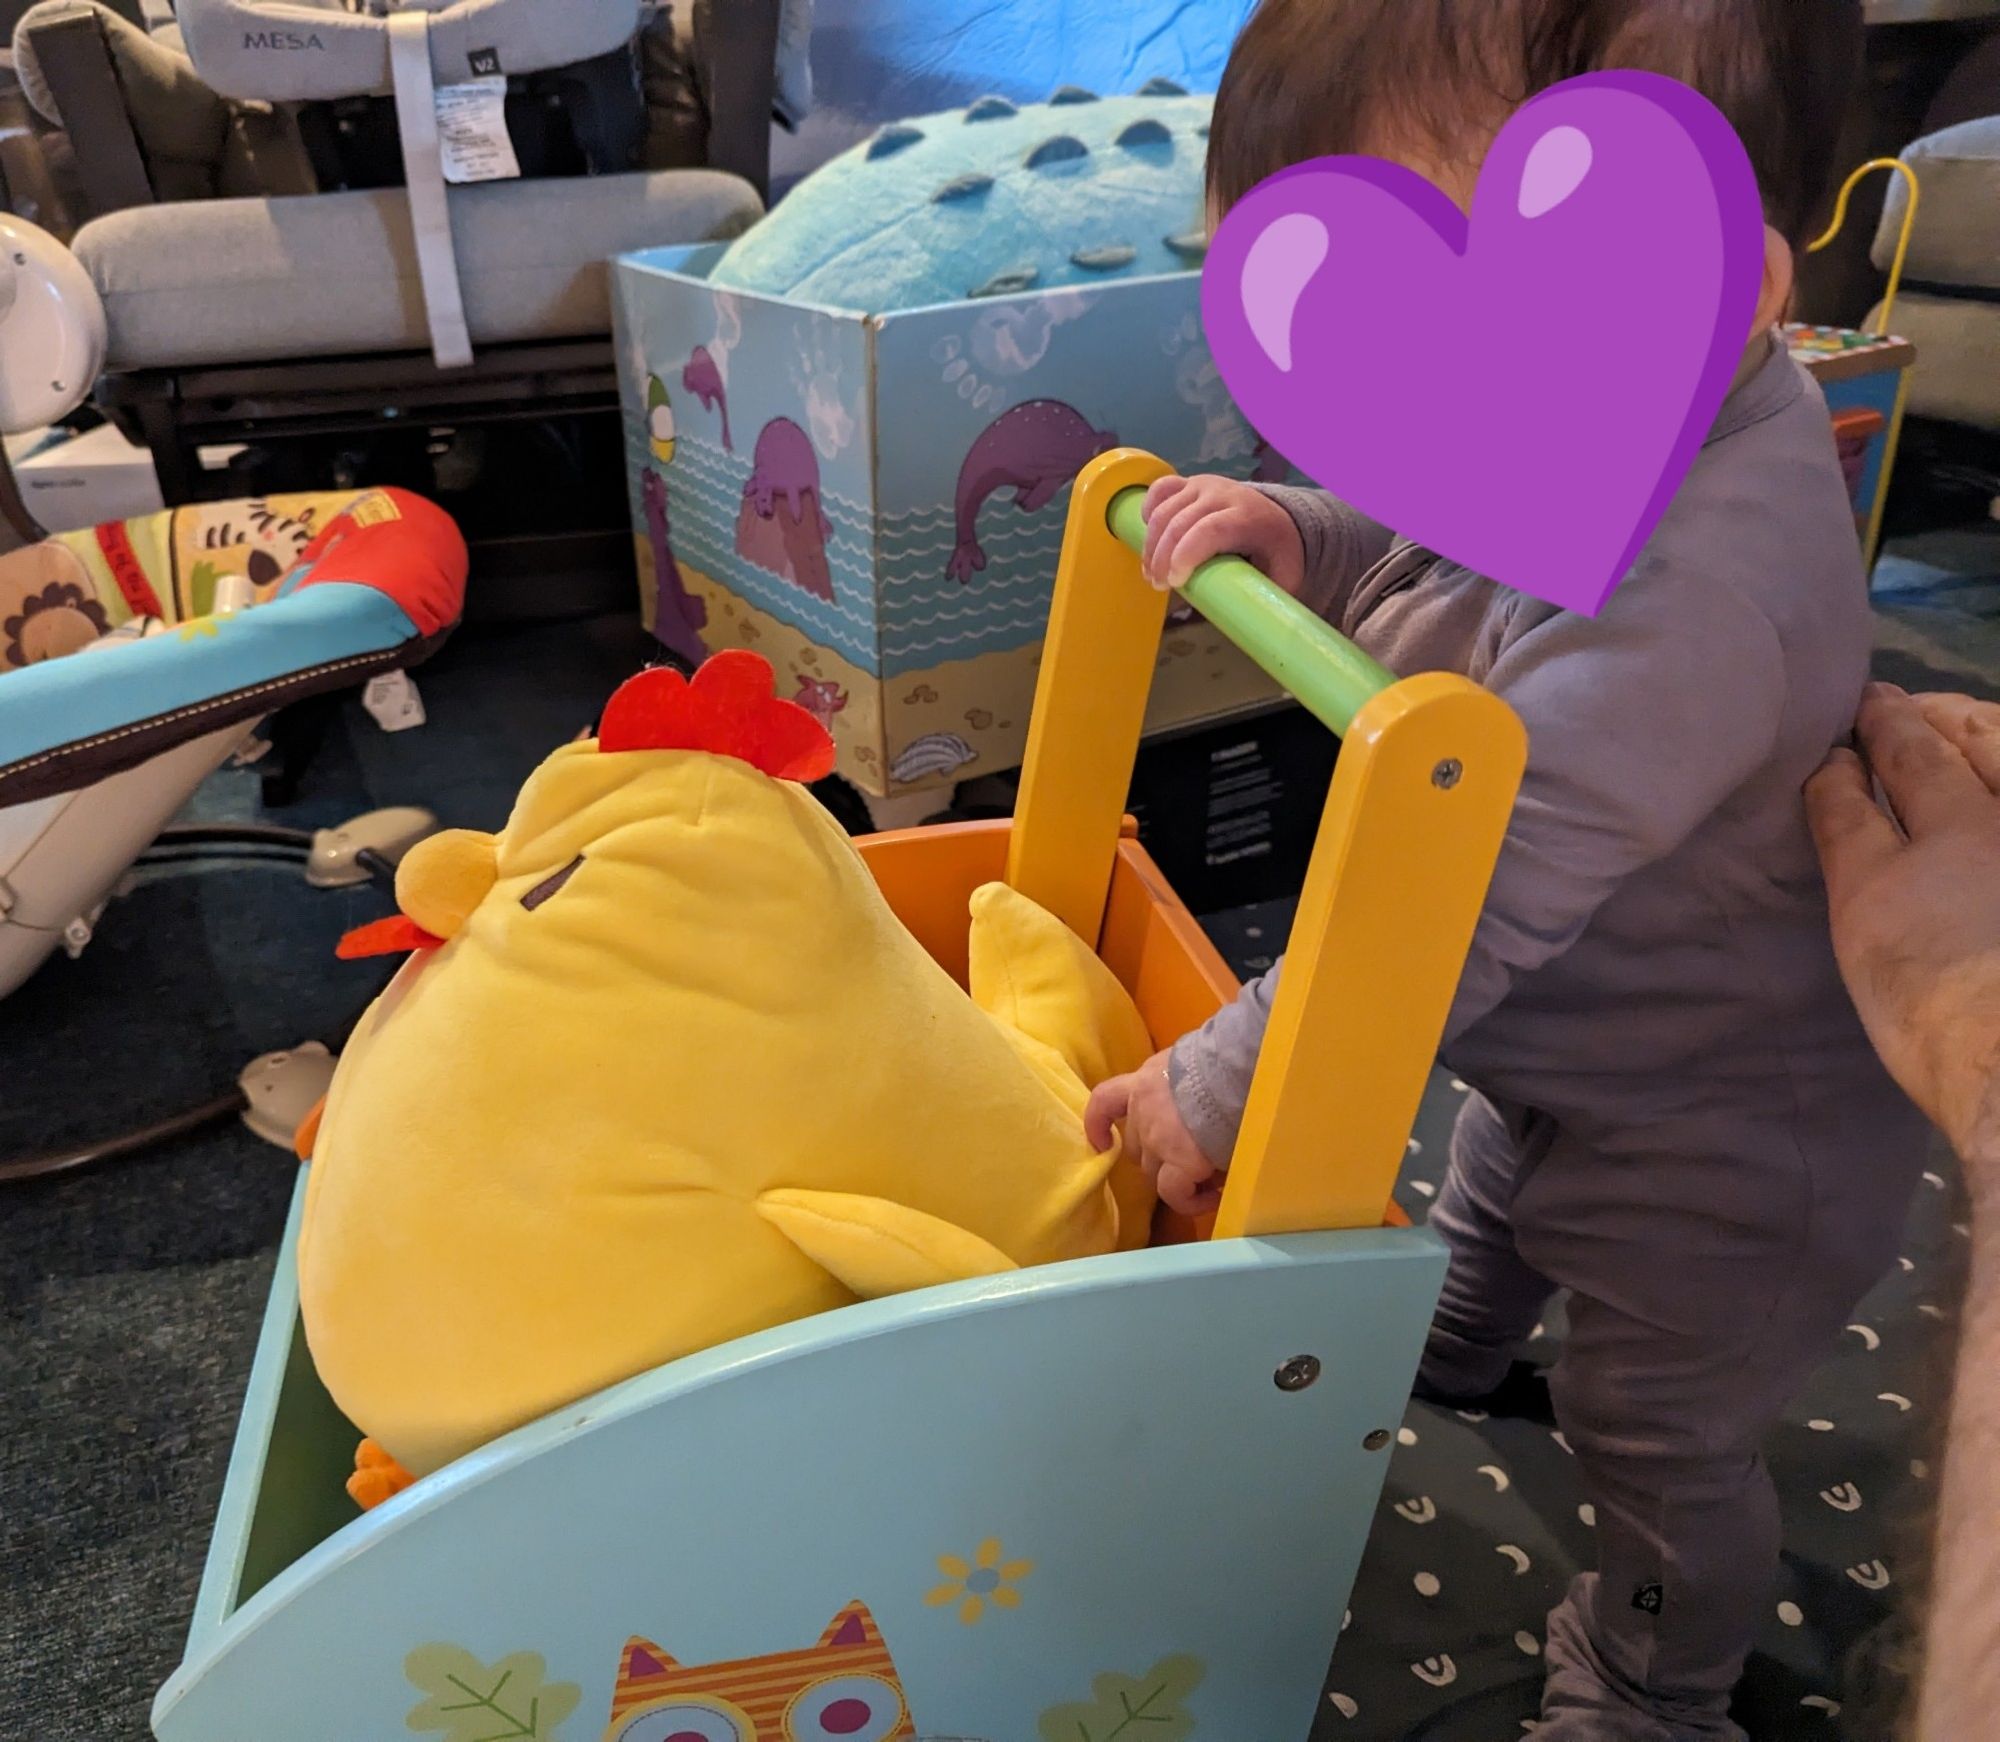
[611, 244, 1286, 799]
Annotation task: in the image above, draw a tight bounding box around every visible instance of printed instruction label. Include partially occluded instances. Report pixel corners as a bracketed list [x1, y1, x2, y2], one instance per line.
[346, 490, 402, 528]
[435, 76, 519, 184]
[363, 671, 428, 734]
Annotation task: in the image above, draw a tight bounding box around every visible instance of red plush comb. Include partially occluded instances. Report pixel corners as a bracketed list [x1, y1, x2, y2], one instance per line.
[336, 915, 443, 959]
[597, 650, 836, 783]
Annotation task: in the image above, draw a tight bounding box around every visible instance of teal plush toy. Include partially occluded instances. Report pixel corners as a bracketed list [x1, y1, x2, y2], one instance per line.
[709, 81, 1214, 314]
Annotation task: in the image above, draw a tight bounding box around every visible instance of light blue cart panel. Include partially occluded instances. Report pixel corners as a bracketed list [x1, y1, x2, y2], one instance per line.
[156, 1175, 1445, 1742]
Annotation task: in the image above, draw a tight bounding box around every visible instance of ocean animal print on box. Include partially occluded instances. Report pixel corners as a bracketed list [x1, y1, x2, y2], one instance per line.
[646, 375, 679, 465]
[792, 674, 849, 726]
[738, 417, 836, 603]
[683, 346, 734, 451]
[641, 463, 709, 668]
[603, 1601, 915, 1741]
[948, 400, 1116, 584]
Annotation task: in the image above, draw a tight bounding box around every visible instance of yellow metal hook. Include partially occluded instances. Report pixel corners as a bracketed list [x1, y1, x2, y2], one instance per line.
[1808, 159, 1922, 338]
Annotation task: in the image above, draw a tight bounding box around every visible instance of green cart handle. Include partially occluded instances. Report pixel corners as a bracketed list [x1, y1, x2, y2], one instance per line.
[1105, 486, 1395, 737]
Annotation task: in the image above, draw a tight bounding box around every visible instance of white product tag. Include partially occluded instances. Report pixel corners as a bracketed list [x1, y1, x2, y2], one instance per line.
[434, 76, 519, 184]
[363, 671, 428, 733]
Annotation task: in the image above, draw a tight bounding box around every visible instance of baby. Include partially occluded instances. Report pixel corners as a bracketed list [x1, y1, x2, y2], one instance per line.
[1087, 2, 1930, 1736]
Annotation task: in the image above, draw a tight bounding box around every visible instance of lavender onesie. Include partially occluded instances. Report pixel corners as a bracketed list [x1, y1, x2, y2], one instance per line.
[1172, 338, 1928, 1740]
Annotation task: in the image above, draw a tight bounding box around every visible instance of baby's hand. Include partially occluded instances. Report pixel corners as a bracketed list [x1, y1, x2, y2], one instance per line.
[1084, 1048, 1224, 1217]
[1141, 473, 1306, 596]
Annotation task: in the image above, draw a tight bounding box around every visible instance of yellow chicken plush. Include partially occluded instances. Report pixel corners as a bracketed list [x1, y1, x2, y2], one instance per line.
[297, 651, 1156, 1507]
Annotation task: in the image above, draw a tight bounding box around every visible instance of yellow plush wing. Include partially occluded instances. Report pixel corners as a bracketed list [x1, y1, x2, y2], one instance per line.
[757, 1189, 1019, 1296]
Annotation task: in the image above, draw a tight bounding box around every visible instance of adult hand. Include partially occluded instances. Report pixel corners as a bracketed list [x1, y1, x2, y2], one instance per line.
[1806, 686, 2000, 1180]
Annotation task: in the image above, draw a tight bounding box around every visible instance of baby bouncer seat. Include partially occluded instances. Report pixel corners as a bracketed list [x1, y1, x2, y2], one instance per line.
[152, 450, 1526, 1742]
[0, 212, 469, 1024]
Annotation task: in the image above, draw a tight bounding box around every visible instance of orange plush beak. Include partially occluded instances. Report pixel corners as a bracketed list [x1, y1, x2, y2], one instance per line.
[336, 915, 444, 959]
[333, 828, 502, 961]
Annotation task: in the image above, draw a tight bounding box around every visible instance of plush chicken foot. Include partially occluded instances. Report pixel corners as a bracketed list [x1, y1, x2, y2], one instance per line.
[347, 1438, 416, 1510]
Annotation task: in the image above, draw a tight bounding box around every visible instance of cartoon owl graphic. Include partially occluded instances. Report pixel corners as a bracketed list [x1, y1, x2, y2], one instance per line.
[602, 1601, 916, 1742]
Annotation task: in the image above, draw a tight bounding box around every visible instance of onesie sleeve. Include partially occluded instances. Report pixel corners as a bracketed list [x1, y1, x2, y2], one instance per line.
[1167, 962, 1279, 1166]
[1253, 484, 1400, 620]
[1162, 488, 1394, 1161]
[1440, 576, 1788, 1044]
[1167, 567, 1789, 1164]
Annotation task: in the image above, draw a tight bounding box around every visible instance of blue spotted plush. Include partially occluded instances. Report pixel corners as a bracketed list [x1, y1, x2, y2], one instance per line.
[708, 81, 1214, 312]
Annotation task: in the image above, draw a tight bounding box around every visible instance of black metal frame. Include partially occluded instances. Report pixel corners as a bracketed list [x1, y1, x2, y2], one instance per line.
[691, 0, 782, 208]
[18, 4, 156, 215]
[96, 339, 620, 499]
[95, 339, 637, 622]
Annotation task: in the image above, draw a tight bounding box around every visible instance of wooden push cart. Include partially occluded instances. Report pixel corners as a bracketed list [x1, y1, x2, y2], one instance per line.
[154, 450, 1525, 1742]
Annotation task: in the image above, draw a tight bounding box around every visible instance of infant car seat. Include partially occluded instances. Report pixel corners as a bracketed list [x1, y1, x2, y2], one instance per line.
[166, 0, 644, 366]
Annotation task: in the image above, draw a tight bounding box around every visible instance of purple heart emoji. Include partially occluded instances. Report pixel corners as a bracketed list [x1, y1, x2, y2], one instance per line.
[1202, 71, 1766, 617]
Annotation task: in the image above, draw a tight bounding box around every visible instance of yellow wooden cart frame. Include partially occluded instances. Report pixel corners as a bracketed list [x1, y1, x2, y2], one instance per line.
[871, 447, 1527, 1236]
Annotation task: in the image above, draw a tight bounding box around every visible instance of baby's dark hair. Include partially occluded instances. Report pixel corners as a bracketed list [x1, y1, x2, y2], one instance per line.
[1207, 0, 1863, 245]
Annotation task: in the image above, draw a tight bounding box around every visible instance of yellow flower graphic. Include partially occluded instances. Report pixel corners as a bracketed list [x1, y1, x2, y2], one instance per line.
[925, 1537, 1033, 1626]
[177, 616, 221, 642]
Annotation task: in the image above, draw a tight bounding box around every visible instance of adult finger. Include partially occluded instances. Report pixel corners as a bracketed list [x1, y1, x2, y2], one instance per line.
[1805, 747, 1902, 906]
[1083, 1077, 1132, 1153]
[1915, 692, 2000, 795]
[1856, 684, 1989, 838]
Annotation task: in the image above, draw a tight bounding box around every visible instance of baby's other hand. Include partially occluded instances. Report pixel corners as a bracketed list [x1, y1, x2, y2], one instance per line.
[1084, 1049, 1224, 1217]
[1141, 474, 1306, 596]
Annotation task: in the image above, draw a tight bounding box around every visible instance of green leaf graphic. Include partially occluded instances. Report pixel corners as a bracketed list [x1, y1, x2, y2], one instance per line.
[1037, 1655, 1206, 1742]
[405, 1644, 581, 1742]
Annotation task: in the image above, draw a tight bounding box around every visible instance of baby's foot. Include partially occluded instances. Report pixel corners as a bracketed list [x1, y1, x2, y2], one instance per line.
[347, 1438, 415, 1510]
[1412, 1359, 1556, 1425]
